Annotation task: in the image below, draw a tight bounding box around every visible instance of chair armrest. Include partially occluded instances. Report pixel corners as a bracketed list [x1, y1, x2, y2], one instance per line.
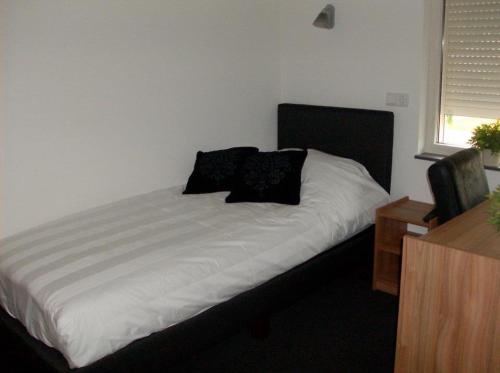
[423, 208, 438, 223]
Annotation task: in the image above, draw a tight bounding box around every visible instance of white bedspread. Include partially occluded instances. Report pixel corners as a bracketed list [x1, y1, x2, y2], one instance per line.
[0, 150, 389, 368]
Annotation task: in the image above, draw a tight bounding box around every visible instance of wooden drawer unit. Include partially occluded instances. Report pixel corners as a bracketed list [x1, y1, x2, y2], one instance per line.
[372, 197, 436, 295]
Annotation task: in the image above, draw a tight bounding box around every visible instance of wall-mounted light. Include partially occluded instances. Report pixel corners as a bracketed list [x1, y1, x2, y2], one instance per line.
[313, 4, 335, 30]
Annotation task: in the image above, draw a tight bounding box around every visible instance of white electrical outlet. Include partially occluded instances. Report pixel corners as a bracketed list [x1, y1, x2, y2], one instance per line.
[386, 92, 409, 107]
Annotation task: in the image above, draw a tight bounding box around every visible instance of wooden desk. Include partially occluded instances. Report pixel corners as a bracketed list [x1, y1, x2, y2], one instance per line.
[395, 201, 500, 373]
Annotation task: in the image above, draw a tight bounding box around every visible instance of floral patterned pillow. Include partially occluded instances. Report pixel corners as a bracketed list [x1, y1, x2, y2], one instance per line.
[183, 147, 259, 194]
[226, 150, 307, 205]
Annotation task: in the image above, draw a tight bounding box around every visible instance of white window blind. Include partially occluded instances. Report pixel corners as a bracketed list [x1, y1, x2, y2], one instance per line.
[441, 0, 500, 119]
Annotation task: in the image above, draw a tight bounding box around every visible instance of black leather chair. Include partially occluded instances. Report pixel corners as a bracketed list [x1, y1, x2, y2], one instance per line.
[425, 148, 490, 225]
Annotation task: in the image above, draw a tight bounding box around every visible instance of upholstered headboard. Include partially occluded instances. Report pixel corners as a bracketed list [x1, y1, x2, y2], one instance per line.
[278, 103, 394, 193]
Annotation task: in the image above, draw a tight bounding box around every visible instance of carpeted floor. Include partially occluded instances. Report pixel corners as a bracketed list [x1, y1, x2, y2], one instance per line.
[2, 263, 398, 373]
[172, 265, 398, 373]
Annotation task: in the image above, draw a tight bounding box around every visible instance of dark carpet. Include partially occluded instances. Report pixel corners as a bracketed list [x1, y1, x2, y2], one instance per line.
[1, 264, 398, 373]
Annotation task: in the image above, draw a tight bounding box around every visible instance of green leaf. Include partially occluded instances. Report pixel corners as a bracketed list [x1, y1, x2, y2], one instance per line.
[488, 185, 500, 231]
[468, 120, 500, 155]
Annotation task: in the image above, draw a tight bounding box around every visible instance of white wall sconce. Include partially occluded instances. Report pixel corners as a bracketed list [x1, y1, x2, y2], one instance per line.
[313, 4, 335, 29]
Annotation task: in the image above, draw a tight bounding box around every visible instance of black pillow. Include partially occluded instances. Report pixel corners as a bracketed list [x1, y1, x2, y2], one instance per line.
[225, 150, 307, 205]
[183, 147, 259, 194]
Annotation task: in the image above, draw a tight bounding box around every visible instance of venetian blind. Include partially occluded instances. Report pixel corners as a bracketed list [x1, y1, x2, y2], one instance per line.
[441, 0, 500, 119]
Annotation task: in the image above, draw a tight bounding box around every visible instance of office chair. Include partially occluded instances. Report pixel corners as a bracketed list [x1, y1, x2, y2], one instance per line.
[425, 148, 490, 225]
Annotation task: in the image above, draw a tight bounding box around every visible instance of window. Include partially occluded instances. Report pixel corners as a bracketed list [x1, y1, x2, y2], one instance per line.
[423, 0, 500, 154]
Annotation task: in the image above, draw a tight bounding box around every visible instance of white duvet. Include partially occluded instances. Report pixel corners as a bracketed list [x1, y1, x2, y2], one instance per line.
[0, 150, 389, 368]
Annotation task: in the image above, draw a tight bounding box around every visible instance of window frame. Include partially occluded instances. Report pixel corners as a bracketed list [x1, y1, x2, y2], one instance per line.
[421, 0, 498, 156]
[422, 0, 456, 156]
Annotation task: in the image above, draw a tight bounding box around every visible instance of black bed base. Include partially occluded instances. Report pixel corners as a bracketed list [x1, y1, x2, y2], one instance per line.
[0, 226, 375, 373]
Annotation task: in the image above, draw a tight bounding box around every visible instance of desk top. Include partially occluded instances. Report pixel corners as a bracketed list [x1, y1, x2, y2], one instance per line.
[421, 200, 500, 261]
[377, 196, 436, 228]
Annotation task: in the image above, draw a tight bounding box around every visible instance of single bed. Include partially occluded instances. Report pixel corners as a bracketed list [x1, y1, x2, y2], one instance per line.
[0, 103, 394, 372]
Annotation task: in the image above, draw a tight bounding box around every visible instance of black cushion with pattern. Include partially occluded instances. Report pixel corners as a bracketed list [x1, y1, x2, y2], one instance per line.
[183, 147, 259, 194]
[225, 150, 307, 205]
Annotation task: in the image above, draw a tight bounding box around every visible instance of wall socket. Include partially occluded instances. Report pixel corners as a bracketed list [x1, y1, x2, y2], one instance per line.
[386, 92, 409, 107]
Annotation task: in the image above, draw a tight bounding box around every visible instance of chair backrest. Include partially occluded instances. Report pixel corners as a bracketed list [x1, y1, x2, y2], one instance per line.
[427, 148, 490, 225]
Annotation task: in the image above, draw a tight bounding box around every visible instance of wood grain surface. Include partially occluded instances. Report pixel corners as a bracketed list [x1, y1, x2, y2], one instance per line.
[395, 201, 500, 373]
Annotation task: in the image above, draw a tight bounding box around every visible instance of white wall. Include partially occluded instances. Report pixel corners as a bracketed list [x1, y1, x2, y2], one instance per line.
[0, 0, 6, 238]
[2, 0, 280, 237]
[3, 0, 500, 238]
[278, 0, 500, 202]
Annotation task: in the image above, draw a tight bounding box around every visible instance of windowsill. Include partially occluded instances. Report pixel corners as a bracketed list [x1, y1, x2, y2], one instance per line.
[415, 152, 500, 172]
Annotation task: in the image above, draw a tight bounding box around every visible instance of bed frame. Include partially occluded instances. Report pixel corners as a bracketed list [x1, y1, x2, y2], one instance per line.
[0, 103, 394, 372]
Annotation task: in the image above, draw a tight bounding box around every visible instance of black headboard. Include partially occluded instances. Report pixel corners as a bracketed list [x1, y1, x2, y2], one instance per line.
[278, 103, 394, 193]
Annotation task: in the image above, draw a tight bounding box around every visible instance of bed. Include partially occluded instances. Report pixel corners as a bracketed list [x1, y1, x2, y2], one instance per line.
[0, 103, 394, 372]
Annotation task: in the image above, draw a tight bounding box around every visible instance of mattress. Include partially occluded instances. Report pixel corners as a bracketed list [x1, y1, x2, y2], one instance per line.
[0, 150, 389, 368]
